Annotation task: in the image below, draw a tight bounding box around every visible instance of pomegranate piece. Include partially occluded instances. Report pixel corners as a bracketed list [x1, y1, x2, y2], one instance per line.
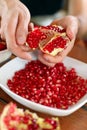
[26, 27, 47, 49]
[7, 60, 87, 110]
[0, 42, 6, 51]
[0, 102, 60, 130]
[40, 35, 69, 56]
[26, 25, 70, 56]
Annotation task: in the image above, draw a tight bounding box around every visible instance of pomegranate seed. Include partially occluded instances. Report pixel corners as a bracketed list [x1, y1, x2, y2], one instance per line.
[7, 60, 87, 110]
[26, 25, 70, 56]
[0, 42, 6, 51]
[1, 103, 60, 130]
[26, 28, 47, 49]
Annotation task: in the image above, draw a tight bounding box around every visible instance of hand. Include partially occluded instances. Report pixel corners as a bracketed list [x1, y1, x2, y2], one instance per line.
[38, 15, 79, 67]
[0, 0, 33, 60]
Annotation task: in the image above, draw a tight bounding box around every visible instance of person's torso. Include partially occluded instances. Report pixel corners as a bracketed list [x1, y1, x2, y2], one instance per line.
[20, 0, 64, 16]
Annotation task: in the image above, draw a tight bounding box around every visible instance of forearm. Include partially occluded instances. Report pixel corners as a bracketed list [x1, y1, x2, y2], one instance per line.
[68, 0, 87, 38]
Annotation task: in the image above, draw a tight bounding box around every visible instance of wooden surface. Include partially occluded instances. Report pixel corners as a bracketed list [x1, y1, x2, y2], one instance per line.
[0, 39, 87, 130]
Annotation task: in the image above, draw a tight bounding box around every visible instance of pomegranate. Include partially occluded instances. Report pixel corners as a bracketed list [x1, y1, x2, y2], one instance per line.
[26, 25, 70, 56]
[0, 102, 60, 130]
[7, 60, 87, 110]
[0, 42, 6, 51]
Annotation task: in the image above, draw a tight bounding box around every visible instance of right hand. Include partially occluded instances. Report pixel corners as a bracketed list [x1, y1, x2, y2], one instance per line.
[38, 15, 79, 67]
[0, 0, 33, 60]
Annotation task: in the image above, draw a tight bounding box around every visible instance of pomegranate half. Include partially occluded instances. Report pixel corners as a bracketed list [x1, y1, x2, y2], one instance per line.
[26, 25, 70, 56]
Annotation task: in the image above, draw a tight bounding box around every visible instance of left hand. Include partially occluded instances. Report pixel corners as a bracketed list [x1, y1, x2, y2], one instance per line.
[38, 15, 79, 67]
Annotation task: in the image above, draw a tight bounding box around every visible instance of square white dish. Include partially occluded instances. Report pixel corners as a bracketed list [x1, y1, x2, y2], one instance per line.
[0, 49, 12, 63]
[0, 53, 87, 116]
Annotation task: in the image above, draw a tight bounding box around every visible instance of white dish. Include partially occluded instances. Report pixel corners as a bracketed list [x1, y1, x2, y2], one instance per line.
[0, 49, 12, 63]
[0, 53, 87, 116]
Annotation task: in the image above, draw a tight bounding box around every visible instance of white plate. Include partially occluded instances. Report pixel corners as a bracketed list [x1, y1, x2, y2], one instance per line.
[0, 53, 87, 116]
[0, 49, 12, 63]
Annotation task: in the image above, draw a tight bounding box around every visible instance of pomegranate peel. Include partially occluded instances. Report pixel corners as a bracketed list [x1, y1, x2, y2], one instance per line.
[39, 34, 70, 56]
[26, 25, 70, 56]
[0, 102, 60, 130]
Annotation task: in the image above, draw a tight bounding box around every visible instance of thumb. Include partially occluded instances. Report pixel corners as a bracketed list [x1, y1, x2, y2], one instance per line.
[66, 26, 75, 40]
[66, 21, 78, 40]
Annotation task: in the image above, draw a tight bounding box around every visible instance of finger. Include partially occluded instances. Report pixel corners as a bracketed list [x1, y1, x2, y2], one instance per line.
[20, 44, 31, 52]
[13, 47, 32, 60]
[66, 23, 77, 40]
[6, 34, 32, 60]
[51, 18, 76, 41]
[0, 28, 6, 40]
[66, 17, 78, 40]
[43, 53, 63, 63]
[7, 40, 32, 60]
[51, 19, 66, 28]
[4, 12, 19, 47]
[14, 48, 32, 60]
[0, 20, 6, 40]
[63, 38, 75, 55]
[5, 13, 32, 60]
[28, 22, 34, 31]
[0, 33, 5, 40]
[16, 12, 29, 45]
[38, 53, 56, 67]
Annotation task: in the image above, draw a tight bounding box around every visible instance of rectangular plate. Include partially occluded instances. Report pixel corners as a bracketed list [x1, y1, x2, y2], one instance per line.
[0, 53, 87, 116]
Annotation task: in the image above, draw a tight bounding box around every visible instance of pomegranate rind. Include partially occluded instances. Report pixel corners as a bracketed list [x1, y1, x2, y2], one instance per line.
[39, 35, 70, 56]
[0, 104, 10, 130]
[0, 103, 24, 130]
[0, 102, 60, 130]
[26, 25, 70, 56]
[39, 25, 70, 56]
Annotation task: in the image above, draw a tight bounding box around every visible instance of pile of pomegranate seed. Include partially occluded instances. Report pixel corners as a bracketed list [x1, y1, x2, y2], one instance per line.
[7, 60, 87, 109]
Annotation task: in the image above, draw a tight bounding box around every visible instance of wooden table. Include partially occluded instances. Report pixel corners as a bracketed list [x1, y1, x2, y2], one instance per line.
[0, 39, 87, 130]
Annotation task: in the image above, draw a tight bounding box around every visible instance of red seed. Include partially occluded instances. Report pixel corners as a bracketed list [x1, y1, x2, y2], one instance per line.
[0, 42, 6, 51]
[2, 103, 60, 129]
[26, 25, 70, 56]
[7, 60, 87, 109]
